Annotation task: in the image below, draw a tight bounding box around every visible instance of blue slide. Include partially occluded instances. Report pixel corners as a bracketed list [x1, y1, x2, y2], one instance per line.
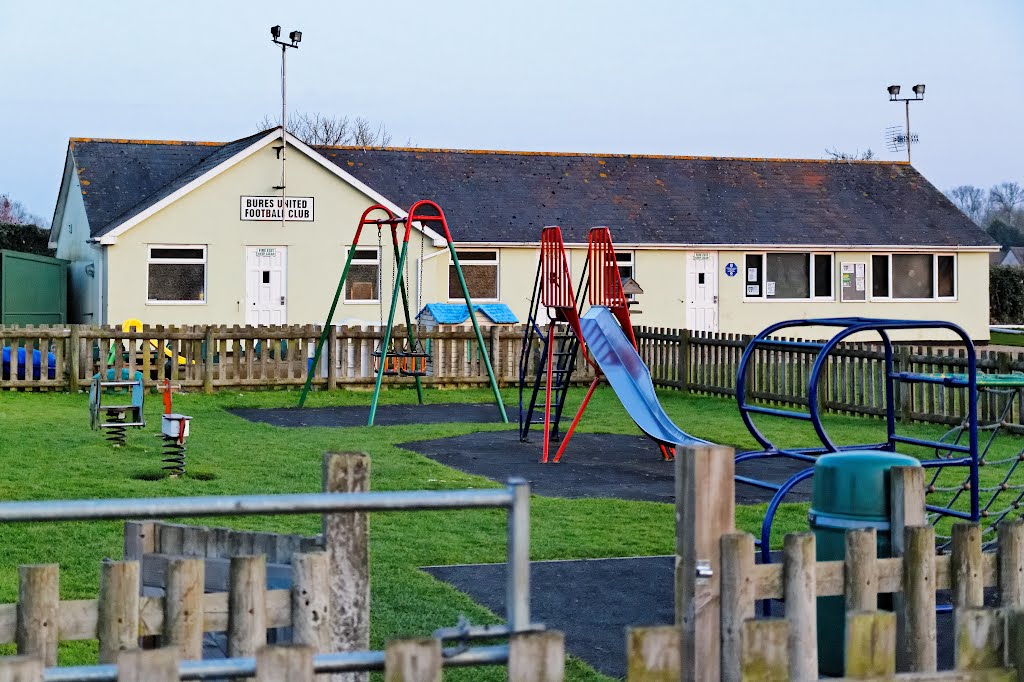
[579, 306, 710, 447]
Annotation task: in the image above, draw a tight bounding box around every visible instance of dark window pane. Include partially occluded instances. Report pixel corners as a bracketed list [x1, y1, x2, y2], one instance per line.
[744, 254, 762, 296]
[450, 264, 497, 299]
[872, 255, 889, 297]
[893, 254, 933, 298]
[616, 253, 632, 263]
[151, 248, 204, 260]
[346, 264, 379, 300]
[813, 254, 832, 297]
[262, 270, 270, 284]
[938, 256, 955, 297]
[352, 249, 377, 261]
[618, 265, 633, 281]
[148, 263, 205, 301]
[765, 253, 809, 298]
[456, 251, 497, 262]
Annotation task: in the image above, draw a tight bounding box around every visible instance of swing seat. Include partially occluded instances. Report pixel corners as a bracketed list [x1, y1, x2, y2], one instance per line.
[399, 342, 431, 377]
[372, 349, 402, 376]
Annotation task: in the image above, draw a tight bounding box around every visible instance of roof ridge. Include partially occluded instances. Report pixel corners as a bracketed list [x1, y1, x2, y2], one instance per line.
[69, 129, 278, 149]
[313, 144, 910, 165]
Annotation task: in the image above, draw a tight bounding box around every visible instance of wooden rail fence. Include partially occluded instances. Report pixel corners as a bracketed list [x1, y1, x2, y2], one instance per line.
[0, 323, 596, 393]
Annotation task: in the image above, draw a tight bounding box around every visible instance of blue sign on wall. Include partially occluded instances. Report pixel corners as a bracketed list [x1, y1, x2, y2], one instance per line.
[725, 262, 738, 277]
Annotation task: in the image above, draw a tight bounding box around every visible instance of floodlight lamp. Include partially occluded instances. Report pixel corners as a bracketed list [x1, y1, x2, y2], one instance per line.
[271, 25, 281, 39]
[290, 30, 302, 43]
[912, 83, 925, 97]
[887, 85, 900, 98]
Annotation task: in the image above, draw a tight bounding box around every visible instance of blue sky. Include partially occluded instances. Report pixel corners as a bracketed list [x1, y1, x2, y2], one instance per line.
[2, 0, 1022, 222]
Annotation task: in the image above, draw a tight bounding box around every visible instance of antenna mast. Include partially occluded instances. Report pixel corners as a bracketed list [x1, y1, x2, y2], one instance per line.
[270, 26, 301, 224]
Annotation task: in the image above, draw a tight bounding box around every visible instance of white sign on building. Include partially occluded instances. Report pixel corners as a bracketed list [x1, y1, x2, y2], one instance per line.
[240, 196, 315, 222]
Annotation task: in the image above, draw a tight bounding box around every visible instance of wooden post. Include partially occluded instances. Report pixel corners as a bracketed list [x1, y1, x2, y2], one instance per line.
[951, 523, 984, 609]
[890, 467, 926, 556]
[675, 444, 735, 682]
[955, 608, 1005, 671]
[256, 645, 315, 682]
[489, 325, 501, 384]
[291, 551, 331, 653]
[123, 521, 157, 562]
[1007, 609, 1024, 677]
[98, 561, 141, 663]
[844, 611, 896, 679]
[999, 519, 1024, 607]
[509, 630, 565, 682]
[739, 620, 788, 682]
[897, 525, 937, 672]
[327, 324, 338, 392]
[896, 347, 913, 422]
[845, 528, 878, 613]
[322, 453, 370, 682]
[16, 564, 59, 666]
[720, 533, 754, 682]
[165, 558, 205, 659]
[117, 648, 178, 682]
[679, 330, 690, 393]
[625, 627, 679, 681]
[782, 533, 816, 681]
[203, 325, 215, 394]
[68, 324, 80, 393]
[383, 638, 441, 682]
[0, 656, 44, 682]
[228, 556, 268, 661]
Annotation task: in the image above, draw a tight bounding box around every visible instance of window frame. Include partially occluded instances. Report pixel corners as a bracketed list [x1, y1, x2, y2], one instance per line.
[616, 251, 636, 300]
[146, 244, 207, 306]
[742, 251, 834, 302]
[343, 246, 381, 305]
[449, 249, 500, 302]
[870, 253, 958, 302]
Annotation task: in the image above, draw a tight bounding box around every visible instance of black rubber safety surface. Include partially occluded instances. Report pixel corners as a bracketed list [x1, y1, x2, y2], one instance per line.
[400, 430, 812, 504]
[228, 402, 508, 428]
[424, 556, 967, 678]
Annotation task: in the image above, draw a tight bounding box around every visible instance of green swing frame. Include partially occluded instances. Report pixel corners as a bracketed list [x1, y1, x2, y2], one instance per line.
[298, 200, 508, 426]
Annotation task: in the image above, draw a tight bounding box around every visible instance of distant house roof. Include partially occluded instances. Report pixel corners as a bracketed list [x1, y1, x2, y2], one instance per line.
[417, 303, 518, 324]
[58, 130, 996, 249]
[993, 247, 1024, 266]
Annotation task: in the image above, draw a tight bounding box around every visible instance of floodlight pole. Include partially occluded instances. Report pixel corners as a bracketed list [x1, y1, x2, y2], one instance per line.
[271, 29, 300, 225]
[904, 100, 911, 164]
[888, 85, 924, 164]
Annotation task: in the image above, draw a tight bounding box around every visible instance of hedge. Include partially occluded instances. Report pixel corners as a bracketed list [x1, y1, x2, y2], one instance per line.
[0, 223, 53, 256]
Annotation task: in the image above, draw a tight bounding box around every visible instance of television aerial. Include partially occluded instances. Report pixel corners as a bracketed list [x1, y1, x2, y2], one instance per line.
[885, 125, 920, 153]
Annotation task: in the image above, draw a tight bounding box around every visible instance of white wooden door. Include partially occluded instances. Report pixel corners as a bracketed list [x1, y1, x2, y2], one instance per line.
[246, 246, 287, 325]
[685, 251, 718, 332]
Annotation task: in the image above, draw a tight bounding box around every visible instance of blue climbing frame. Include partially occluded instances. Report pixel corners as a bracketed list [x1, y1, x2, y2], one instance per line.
[735, 317, 979, 565]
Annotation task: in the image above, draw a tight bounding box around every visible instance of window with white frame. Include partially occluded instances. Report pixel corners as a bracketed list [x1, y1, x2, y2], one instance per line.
[147, 246, 206, 303]
[616, 251, 636, 300]
[344, 247, 380, 302]
[871, 253, 956, 300]
[450, 250, 498, 300]
[744, 252, 833, 299]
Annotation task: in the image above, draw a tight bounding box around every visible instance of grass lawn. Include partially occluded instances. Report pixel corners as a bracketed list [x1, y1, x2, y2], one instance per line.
[0, 384, 1020, 678]
[989, 330, 1024, 348]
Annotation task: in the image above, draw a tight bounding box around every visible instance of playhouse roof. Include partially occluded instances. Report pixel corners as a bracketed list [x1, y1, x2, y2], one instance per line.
[417, 303, 518, 325]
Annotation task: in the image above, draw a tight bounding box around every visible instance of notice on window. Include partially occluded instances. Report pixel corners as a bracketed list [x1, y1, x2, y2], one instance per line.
[747, 268, 758, 283]
[841, 262, 866, 301]
[746, 284, 760, 296]
[765, 281, 776, 296]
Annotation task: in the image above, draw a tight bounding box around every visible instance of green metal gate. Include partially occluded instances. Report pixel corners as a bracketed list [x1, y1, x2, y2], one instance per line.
[0, 250, 68, 325]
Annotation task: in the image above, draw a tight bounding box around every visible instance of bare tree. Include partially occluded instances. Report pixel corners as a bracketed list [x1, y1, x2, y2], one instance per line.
[258, 111, 392, 147]
[945, 185, 988, 225]
[825, 147, 875, 161]
[0, 194, 46, 227]
[990, 182, 1024, 215]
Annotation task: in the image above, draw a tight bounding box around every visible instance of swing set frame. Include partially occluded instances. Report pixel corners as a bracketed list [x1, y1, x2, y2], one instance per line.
[298, 200, 508, 426]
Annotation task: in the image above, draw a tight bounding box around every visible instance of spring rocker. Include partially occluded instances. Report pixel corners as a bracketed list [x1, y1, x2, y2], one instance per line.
[89, 369, 146, 446]
[734, 317, 991, 568]
[157, 379, 192, 478]
[298, 200, 507, 425]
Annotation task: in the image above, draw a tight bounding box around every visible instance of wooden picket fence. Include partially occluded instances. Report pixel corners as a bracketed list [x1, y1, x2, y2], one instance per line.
[634, 326, 1024, 428]
[0, 323, 596, 393]
[648, 444, 1024, 681]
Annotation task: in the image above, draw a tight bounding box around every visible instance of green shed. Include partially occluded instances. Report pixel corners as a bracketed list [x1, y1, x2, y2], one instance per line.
[0, 250, 68, 325]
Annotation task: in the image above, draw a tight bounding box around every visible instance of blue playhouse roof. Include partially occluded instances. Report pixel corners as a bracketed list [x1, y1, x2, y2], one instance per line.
[417, 303, 518, 325]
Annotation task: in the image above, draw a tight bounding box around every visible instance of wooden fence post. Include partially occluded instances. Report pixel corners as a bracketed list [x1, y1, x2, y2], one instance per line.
[896, 347, 913, 422]
[256, 645, 314, 682]
[1007, 609, 1024, 677]
[323, 452, 370, 682]
[955, 608, 1005, 671]
[116, 648, 178, 682]
[165, 557, 205, 659]
[291, 551, 331, 654]
[327, 325, 338, 391]
[203, 325, 215, 394]
[16, 564, 58, 666]
[951, 523, 984, 609]
[383, 638, 441, 682]
[844, 611, 896, 678]
[676, 444, 735, 682]
[782, 533, 816, 681]
[999, 519, 1024, 607]
[897, 525, 937, 673]
[0, 656, 43, 682]
[739, 619, 788, 681]
[68, 323, 80, 392]
[679, 330, 690, 393]
[98, 560, 140, 663]
[720, 533, 754, 682]
[228, 555, 268, 662]
[625, 627, 679, 681]
[489, 325, 501, 383]
[509, 630, 565, 682]
[889, 467, 926, 555]
[845, 528, 878, 613]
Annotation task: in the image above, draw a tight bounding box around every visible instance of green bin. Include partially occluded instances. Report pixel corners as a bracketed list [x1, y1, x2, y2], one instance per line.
[809, 450, 921, 676]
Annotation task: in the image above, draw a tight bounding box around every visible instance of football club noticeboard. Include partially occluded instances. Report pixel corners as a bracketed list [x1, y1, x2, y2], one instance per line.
[841, 262, 866, 301]
[240, 196, 314, 221]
